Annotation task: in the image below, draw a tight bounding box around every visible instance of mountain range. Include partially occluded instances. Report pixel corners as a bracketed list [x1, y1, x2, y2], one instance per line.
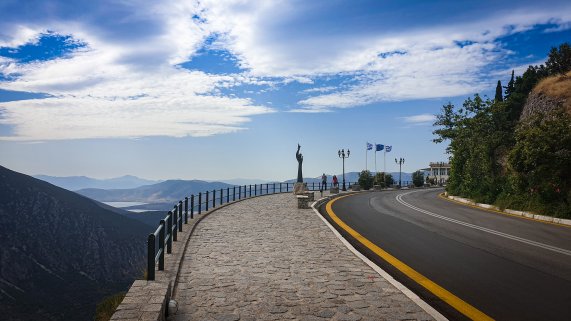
[76, 179, 234, 203]
[286, 171, 414, 184]
[0, 166, 150, 321]
[33, 175, 161, 191]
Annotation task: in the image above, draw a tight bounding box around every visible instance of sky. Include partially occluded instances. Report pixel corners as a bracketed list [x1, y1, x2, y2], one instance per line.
[1, 0, 570, 181]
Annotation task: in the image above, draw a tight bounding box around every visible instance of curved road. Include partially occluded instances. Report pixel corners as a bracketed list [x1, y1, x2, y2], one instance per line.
[321, 188, 571, 320]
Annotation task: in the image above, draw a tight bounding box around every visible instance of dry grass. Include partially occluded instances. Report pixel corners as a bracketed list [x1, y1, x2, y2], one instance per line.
[533, 71, 571, 114]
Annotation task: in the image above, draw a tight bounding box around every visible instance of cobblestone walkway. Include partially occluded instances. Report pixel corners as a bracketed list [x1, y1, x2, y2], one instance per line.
[171, 193, 434, 321]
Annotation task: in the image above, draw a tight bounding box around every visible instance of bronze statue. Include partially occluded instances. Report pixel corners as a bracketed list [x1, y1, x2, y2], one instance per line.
[296, 144, 303, 183]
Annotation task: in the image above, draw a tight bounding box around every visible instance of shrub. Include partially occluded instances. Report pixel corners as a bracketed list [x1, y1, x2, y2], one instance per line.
[358, 170, 374, 190]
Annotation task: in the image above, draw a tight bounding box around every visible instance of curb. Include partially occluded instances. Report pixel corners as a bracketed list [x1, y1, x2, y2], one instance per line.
[441, 194, 571, 228]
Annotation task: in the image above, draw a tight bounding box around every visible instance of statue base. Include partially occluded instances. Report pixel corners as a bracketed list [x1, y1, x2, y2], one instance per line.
[293, 182, 307, 195]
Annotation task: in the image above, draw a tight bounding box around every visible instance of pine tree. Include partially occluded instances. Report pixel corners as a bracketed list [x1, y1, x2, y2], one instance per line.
[505, 70, 515, 98]
[495, 80, 503, 102]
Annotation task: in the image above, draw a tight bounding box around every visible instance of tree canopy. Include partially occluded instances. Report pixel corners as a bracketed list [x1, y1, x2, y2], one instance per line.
[433, 43, 571, 218]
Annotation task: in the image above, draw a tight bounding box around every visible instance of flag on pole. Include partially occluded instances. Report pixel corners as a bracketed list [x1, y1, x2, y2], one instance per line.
[366, 142, 373, 150]
[375, 144, 384, 151]
[385, 145, 392, 152]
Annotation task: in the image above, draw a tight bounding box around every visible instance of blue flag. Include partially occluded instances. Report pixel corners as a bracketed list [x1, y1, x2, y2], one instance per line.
[385, 145, 392, 152]
[375, 144, 384, 151]
[366, 142, 373, 150]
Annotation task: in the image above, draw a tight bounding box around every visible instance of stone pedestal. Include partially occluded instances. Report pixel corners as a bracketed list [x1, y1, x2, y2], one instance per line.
[351, 184, 361, 191]
[303, 191, 315, 202]
[296, 195, 310, 209]
[330, 187, 339, 194]
[373, 185, 382, 191]
[293, 182, 307, 195]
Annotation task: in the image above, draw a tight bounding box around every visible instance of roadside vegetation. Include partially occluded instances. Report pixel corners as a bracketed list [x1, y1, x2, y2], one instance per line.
[433, 43, 571, 218]
[94, 292, 126, 321]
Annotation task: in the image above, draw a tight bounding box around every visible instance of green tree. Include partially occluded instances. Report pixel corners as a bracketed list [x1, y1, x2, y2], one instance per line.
[505, 70, 515, 99]
[358, 170, 374, 190]
[373, 172, 394, 187]
[412, 171, 424, 187]
[507, 107, 571, 217]
[546, 42, 571, 75]
[495, 80, 503, 102]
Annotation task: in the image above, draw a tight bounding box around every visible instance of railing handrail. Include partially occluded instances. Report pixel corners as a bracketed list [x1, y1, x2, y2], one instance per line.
[146, 181, 353, 280]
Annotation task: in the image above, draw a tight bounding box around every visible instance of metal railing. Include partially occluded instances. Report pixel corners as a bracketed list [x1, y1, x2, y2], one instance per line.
[146, 181, 352, 280]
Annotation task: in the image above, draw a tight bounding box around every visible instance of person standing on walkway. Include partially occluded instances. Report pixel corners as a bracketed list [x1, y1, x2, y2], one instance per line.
[332, 175, 338, 187]
[321, 173, 327, 190]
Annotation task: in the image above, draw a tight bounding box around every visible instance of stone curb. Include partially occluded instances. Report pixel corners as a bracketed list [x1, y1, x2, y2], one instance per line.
[444, 194, 571, 226]
[111, 191, 298, 321]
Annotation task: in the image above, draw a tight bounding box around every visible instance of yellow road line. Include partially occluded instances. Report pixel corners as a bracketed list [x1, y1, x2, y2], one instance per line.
[325, 195, 494, 321]
[438, 193, 571, 229]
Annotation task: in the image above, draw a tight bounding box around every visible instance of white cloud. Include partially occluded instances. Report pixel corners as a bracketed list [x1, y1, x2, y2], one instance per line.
[302, 86, 337, 94]
[401, 114, 436, 124]
[2, 0, 571, 138]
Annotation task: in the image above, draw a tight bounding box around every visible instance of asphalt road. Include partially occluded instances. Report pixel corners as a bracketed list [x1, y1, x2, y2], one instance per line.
[323, 188, 571, 321]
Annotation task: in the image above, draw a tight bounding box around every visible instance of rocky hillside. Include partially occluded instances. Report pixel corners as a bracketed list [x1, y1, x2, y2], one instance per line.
[521, 70, 571, 122]
[0, 166, 149, 321]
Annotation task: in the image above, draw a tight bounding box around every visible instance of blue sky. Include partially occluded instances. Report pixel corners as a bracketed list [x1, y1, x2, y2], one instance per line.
[1, 0, 570, 181]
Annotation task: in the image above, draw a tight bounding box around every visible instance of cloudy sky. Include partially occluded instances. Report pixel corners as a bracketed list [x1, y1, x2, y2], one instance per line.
[1, 0, 570, 181]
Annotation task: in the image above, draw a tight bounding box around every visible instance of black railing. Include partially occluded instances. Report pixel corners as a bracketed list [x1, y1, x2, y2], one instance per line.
[146, 181, 353, 280]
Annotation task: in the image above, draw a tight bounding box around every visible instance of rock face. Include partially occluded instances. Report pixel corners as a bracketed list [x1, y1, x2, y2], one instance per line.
[522, 71, 571, 122]
[0, 166, 149, 321]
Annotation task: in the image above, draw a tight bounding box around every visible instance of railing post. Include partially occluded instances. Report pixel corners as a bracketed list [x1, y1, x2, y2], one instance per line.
[233, 186, 236, 201]
[172, 206, 178, 241]
[206, 191, 209, 211]
[147, 234, 155, 281]
[227, 187, 230, 203]
[159, 220, 165, 270]
[184, 197, 188, 224]
[178, 202, 183, 232]
[238, 186, 241, 199]
[280, 183, 282, 193]
[190, 195, 194, 219]
[198, 192, 202, 214]
[220, 188, 223, 205]
[249, 185, 252, 197]
[167, 212, 172, 254]
[212, 190, 215, 209]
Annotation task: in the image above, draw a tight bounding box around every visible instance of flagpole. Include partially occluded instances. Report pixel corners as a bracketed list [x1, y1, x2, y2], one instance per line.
[365, 143, 368, 171]
[384, 149, 386, 174]
[375, 148, 377, 174]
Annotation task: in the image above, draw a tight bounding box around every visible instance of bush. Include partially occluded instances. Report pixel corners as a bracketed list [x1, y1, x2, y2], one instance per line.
[412, 171, 424, 187]
[373, 172, 394, 187]
[358, 170, 374, 190]
[94, 292, 126, 321]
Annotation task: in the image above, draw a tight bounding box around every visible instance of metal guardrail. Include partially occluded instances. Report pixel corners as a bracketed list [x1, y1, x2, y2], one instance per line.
[146, 181, 351, 280]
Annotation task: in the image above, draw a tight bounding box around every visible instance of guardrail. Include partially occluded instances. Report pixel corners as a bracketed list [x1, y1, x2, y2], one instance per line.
[146, 181, 352, 280]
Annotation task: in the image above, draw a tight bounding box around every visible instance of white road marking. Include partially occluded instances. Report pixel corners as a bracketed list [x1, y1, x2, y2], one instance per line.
[396, 191, 571, 257]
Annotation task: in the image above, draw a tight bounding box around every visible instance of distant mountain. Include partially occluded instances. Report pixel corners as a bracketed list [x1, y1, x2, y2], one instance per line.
[77, 179, 234, 203]
[0, 166, 149, 321]
[33, 174, 160, 191]
[285, 172, 414, 185]
[217, 178, 271, 185]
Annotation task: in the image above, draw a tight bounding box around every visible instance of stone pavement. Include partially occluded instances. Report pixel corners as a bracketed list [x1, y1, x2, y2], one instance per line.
[170, 193, 434, 321]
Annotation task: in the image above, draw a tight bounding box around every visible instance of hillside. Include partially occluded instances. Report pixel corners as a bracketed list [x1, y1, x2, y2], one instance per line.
[0, 166, 149, 321]
[33, 174, 160, 191]
[77, 179, 233, 203]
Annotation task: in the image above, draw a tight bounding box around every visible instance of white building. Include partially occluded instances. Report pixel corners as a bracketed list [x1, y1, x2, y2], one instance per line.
[421, 162, 451, 185]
